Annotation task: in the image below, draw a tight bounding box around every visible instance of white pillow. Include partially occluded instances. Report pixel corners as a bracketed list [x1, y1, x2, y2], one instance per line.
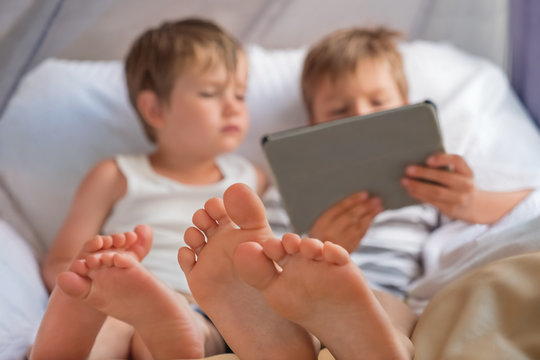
[1, 42, 540, 256]
[0, 60, 153, 254]
[0, 220, 48, 360]
[402, 41, 540, 191]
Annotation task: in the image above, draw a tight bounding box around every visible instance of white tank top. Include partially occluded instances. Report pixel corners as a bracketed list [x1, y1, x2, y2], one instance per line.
[102, 154, 258, 294]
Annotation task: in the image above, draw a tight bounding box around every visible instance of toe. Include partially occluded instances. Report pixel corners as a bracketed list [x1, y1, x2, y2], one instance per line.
[322, 242, 350, 265]
[111, 233, 126, 248]
[223, 183, 268, 231]
[86, 254, 102, 269]
[192, 209, 218, 236]
[100, 253, 115, 266]
[82, 235, 104, 254]
[178, 247, 197, 275]
[261, 237, 287, 263]
[124, 231, 138, 248]
[112, 253, 138, 268]
[299, 238, 324, 260]
[233, 242, 278, 290]
[133, 224, 153, 259]
[101, 235, 113, 249]
[204, 198, 229, 225]
[184, 227, 206, 254]
[281, 233, 301, 255]
[70, 259, 90, 277]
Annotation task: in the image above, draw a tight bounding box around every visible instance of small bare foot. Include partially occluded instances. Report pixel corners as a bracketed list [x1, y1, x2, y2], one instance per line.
[56, 224, 154, 297]
[179, 183, 317, 360]
[56, 225, 205, 359]
[234, 234, 413, 360]
[30, 225, 154, 360]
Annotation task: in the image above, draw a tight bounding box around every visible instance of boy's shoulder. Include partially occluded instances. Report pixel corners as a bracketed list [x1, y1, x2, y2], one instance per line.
[107, 154, 152, 180]
[84, 157, 126, 190]
[74, 156, 127, 205]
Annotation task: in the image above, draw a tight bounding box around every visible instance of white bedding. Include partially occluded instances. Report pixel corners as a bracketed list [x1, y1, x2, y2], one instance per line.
[0, 220, 47, 360]
[408, 190, 540, 313]
[1, 41, 540, 359]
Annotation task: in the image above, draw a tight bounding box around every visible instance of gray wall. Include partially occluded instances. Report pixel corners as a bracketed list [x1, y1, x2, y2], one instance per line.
[1, 0, 510, 68]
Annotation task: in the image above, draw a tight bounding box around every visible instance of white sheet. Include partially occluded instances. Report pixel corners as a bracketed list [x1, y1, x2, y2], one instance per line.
[408, 190, 540, 313]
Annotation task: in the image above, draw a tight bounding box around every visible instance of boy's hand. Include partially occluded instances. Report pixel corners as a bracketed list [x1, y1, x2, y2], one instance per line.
[401, 154, 476, 221]
[309, 192, 382, 253]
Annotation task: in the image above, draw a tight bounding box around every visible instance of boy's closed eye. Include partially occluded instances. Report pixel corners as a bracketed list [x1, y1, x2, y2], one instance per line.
[370, 99, 384, 107]
[329, 106, 348, 116]
[198, 88, 219, 98]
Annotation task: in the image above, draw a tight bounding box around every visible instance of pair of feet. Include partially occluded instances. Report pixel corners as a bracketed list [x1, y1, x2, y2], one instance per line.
[38, 183, 408, 360]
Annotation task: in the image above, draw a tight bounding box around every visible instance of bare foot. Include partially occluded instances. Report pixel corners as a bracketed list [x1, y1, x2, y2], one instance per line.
[234, 234, 413, 360]
[56, 225, 206, 359]
[30, 225, 154, 360]
[179, 183, 317, 360]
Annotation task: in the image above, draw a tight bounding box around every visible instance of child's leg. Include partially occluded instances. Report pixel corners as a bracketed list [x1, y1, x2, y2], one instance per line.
[234, 234, 415, 360]
[29, 225, 153, 360]
[179, 183, 318, 360]
[58, 242, 207, 359]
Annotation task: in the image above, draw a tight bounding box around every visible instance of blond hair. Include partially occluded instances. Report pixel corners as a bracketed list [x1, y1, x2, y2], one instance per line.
[301, 27, 407, 116]
[125, 18, 243, 142]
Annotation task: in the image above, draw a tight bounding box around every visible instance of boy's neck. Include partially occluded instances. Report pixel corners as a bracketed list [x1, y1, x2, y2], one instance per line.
[148, 150, 223, 185]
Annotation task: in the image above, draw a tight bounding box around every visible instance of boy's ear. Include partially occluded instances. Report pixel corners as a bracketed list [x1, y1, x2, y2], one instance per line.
[137, 91, 165, 128]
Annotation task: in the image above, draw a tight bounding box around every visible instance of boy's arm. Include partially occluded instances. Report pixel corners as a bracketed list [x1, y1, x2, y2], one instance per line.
[41, 159, 126, 291]
[402, 154, 533, 224]
[309, 192, 382, 253]
[458, 189, 532, 224]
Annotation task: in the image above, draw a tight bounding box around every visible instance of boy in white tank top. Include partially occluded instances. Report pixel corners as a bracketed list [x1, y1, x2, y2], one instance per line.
[30, 18, 267, 359]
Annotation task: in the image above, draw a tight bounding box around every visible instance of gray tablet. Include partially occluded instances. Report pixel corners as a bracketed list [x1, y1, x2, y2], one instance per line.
[262, 101, 445, 234]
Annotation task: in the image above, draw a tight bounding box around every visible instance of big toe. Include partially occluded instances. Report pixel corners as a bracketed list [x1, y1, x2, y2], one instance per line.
[57, 271, 92, 299]
[132, 224, 153, 259]
[223, 183, 268, 230]
[233, 242, 278, 290]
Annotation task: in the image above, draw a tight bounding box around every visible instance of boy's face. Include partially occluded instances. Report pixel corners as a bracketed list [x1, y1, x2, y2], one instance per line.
[310, 58, 407, 125]
[156, 53, 249, 156]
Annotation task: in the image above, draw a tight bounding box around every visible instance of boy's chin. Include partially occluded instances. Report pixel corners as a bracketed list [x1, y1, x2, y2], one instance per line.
[217, 142, 242, 155]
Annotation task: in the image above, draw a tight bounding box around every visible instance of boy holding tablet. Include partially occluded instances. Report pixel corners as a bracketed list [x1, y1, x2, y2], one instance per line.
[300, 26, 532, 297]
[229, 27, 534, 358]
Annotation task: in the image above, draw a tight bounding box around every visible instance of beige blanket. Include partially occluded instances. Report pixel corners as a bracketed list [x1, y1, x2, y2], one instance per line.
[412, 251, 540, 360]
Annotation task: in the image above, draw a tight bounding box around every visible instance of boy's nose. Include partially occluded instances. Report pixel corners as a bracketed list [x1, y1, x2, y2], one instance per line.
[223, 94, 242, 115]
